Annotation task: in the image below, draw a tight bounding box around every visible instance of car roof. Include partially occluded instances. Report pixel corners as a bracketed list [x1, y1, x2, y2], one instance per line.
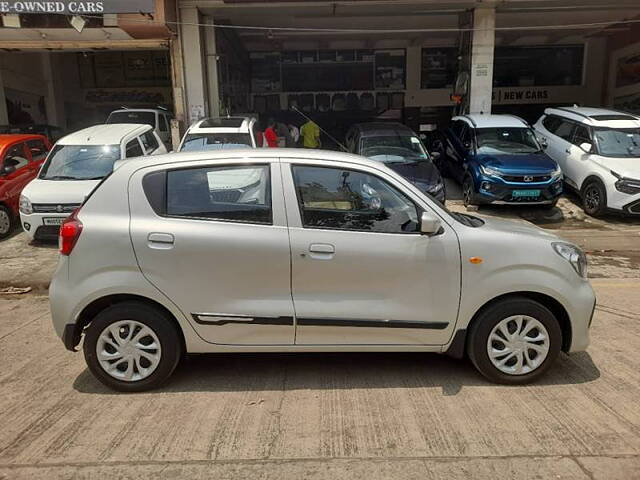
[109, 108, 169, 115]
[57, 124, 151, 145]
[543, 106, 640, 128]
[353, 122, 416, 138]
[113, 148, 382, 174]
[454, 114, 528, 129]
[0, 133, 48, 145]
[188, 116, 255, 133]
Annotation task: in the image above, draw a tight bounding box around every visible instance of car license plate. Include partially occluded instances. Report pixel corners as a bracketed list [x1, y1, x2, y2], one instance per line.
[512, 189, 540, 198]
[43, 217, 65, 226]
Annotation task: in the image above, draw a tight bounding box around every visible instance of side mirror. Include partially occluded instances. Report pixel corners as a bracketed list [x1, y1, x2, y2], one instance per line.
[429, 151, 441, 160]
[539, 137, 548, 149]
[579, 142, 592, 153]
[0, 164, 16, 176]
[420, 211, 442, 235]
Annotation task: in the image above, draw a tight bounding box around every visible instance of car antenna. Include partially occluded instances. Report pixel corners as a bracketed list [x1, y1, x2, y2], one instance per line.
[292, 105, 348, 152]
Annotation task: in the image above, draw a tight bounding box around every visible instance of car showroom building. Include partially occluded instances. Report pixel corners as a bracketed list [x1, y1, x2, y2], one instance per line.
[173, 0, 640, 138]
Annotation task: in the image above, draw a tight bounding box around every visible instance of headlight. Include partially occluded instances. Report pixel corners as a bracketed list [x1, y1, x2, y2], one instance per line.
[551, 165, 563, 179]
[552, 242, 587, 279]
[479, 165, 503, 177]
[612, 170, 640, 195]
[19, 195, 32, 215]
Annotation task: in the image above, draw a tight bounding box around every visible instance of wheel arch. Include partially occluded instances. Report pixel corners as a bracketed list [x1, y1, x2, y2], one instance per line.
[448, 291, 572, 358]
[70, 293, 186, 353]
[579, 173, 606, 194]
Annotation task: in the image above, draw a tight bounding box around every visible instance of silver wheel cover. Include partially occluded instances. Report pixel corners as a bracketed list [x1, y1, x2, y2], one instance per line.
[0, 210, 10, 235]
[96, 320, 162, 382]
[487, 315, 550, 375]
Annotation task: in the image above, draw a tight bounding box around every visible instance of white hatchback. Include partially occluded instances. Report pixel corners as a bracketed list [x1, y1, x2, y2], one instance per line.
[20, 124, 166, 241]
[533, 107, 640, 216]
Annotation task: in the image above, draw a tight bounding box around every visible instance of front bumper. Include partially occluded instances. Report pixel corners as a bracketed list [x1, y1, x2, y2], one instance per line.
[20, 212, 67, 241]
[475, 175, 563, 205]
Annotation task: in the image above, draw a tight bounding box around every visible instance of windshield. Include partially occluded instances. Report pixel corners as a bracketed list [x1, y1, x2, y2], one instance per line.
[107, 111, 156, 126]
[593, 127, 640, 158]
[361, 135, 428, 163]
[39, 145, 121, 180]
[180, 133, 253, 152]
[476, 127, 541, 154]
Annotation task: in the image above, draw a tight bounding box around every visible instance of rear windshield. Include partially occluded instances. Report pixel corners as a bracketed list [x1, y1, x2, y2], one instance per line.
[107, 111, 156, 127]
[180, 133, 252, 152]
[39, 145, 121, 180]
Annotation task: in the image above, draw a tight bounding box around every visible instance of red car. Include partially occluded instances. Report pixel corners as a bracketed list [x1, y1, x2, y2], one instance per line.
[0, 134, 51, 239]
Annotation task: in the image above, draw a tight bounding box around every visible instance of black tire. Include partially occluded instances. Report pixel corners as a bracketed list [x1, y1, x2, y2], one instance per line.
[467, 297, 562, 385]
[542, 198, 559, 210]
[462, 175, 478, 207]
[83, 301, 182, 392]
[581, 179, 607, 217]
[0, 205, 14, 240]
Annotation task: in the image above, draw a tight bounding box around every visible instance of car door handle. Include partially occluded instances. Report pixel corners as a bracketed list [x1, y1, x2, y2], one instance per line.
[147, 232, 174, 248]
[309, 243, 335, 254]
[565, 148, 571, 153]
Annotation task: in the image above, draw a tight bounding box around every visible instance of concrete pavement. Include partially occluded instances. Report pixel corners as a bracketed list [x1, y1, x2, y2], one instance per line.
[0, 278, 639, 479]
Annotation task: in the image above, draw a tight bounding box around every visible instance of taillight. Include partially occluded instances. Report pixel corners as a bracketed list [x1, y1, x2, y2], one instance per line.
[59, 209, 83, 256]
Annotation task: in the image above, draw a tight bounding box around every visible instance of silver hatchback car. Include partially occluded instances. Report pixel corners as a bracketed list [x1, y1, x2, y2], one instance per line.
[50, 149, 596, 391]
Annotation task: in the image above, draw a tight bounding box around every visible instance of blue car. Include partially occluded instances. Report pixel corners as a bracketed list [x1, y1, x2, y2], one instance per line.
[434, 114, 563, 207]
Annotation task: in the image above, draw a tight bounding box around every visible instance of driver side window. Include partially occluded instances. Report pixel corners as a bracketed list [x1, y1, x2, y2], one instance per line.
[292, 165, 420, 234]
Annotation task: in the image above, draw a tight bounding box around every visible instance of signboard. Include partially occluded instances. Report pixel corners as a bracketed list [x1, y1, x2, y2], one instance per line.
[0, 0, 154, 14]
[491, 86, 579, 105]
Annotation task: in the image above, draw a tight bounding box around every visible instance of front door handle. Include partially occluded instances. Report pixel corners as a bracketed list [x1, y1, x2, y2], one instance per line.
[309, 243, 335, 254]
[307, 243, 335, 260]
[147, 232, 174, 249]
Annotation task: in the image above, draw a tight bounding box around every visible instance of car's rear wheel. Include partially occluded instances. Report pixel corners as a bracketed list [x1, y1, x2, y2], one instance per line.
[581, 179, 607, 217]
[467, 297, 562, 384]
[462, 176, 478, 207]
[83, 302, 182, 392]
[0, 205, 14, 239]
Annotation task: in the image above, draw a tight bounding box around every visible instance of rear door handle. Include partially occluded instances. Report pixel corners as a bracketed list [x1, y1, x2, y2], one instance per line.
[147, 232, 174, 248]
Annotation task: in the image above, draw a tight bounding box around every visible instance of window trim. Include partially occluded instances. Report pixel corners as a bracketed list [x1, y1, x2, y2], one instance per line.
[157, 162, 274, 226]
[290, 163, 423, 235]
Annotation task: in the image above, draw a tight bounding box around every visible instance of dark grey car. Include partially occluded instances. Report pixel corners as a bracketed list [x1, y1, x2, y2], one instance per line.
[345, 122, 446, 202]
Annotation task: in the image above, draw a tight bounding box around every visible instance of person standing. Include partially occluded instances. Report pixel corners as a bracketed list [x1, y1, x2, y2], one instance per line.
[300, 119, 321, 149]
[264, 118, 278, 148]
[288, 123, 300, 146]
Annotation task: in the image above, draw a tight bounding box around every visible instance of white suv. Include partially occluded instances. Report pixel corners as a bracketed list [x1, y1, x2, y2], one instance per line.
[20, 124, 166, 241]
[178, 117, 259, 152]
[534, 107, 640, 216]
[49, 149, 595, 391]
[106, 108, 173, 148]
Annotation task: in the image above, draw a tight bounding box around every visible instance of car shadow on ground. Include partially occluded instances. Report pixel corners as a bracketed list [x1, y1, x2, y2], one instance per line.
[73, 350, 600, 396]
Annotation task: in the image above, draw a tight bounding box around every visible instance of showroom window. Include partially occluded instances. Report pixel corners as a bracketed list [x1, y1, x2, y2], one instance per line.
[166, 165, 272, 224]
[421, 48, 458, 89]
[493, 45, 584, 87]
[292, 165, 419, 234]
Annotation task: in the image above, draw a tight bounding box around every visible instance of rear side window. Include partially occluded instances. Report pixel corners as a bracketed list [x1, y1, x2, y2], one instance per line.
[26, 139, 48, 161]
[126, 139, 144, 158]
[140, 131, 159, 153]
[159, 115, 169, 132]
[166, 165, 272, 224]
[542, 115, 561, 133]
[292, 165, 419, 234]
[554, 121, 575, 141]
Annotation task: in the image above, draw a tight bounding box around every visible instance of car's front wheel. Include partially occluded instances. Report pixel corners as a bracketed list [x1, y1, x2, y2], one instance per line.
[581, 179, 607, 217]
[462, 176, 478, 207]
[83, 302, 182, 392]
[0, 205, 14, 240]
[467, 297, 562, 384]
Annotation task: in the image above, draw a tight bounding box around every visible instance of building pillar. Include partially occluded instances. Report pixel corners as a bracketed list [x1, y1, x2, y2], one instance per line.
[583, 37, 607, 106]
[204, 16, 221, 117]
[0, 68, 8, 124]
[179, 6, 208, 124]
[41, 52, 66, 128]
[468, 7, 495, 114]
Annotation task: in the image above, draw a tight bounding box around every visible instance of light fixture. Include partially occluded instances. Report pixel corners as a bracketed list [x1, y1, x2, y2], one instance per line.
[70, 15, 87, 33]
[2, 14, 21, 28]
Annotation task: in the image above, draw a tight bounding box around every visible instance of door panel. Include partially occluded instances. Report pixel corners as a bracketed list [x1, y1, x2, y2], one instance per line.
[283, 161, 461, 346]
[129, 161, 295, 345]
